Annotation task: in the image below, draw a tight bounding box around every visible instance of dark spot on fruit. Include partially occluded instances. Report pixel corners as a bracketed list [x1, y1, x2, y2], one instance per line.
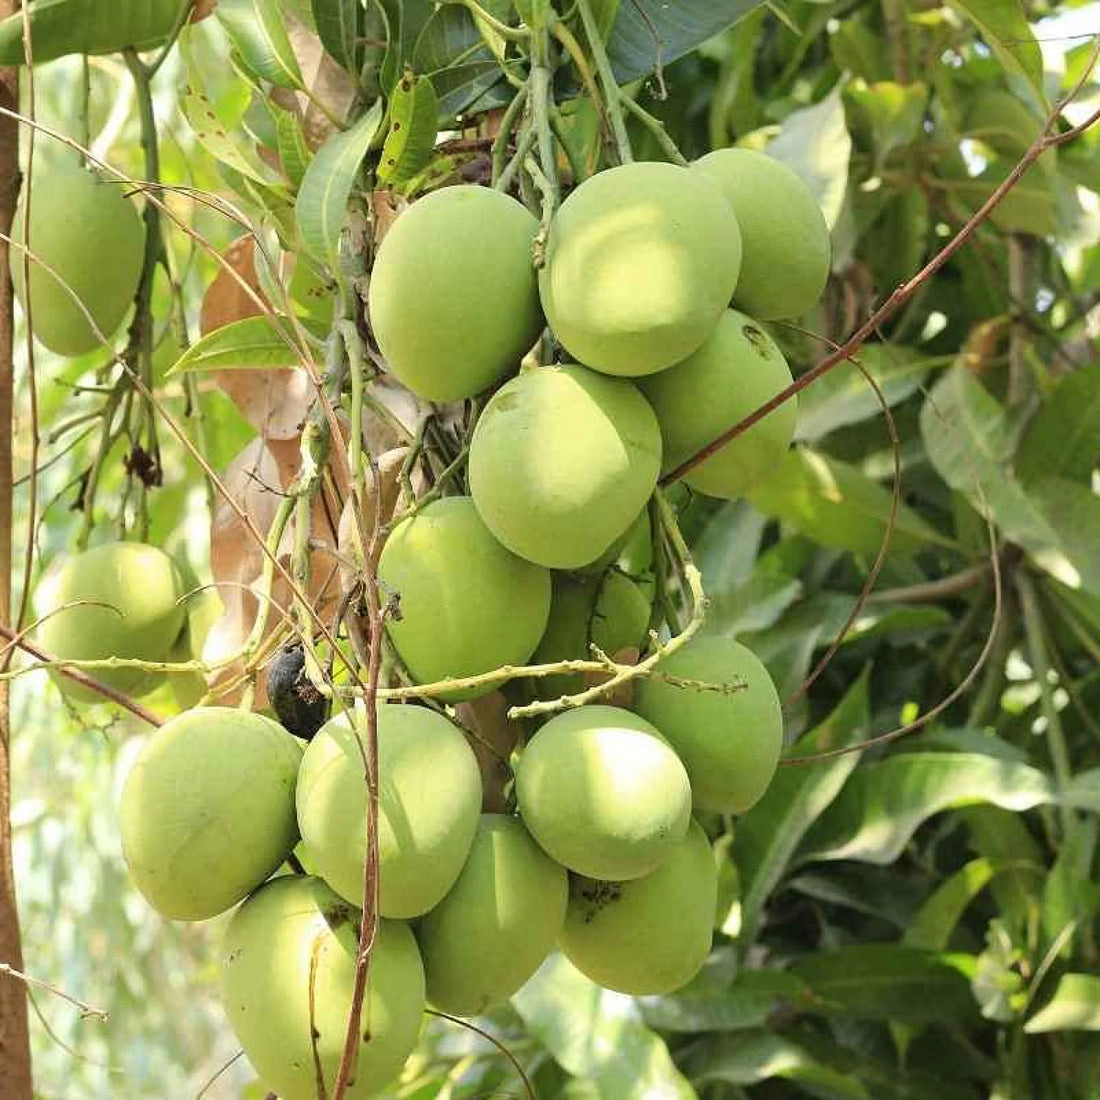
[311, 1026, 321, 1040]
[266, 643, 330, 740]
[392, 121, 401, 132]
[362, 1028, 372, 1042]
[387, 158, 396, 166]
[401, 79, 411, 92]
[742, 325, 773, 358]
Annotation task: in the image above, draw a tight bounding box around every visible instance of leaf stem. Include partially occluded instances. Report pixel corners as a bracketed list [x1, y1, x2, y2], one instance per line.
[573, 0, 633, 163]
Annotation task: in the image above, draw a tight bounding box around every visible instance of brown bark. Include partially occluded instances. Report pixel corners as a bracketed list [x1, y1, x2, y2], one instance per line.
[0, 1, 32, 1093]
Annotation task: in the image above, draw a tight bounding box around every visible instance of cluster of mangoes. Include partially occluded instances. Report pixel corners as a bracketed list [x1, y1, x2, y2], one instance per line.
[109, 627, 780, 1098]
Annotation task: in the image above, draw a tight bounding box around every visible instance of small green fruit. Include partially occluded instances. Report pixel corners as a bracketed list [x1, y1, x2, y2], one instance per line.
[539, 161, 742, 376]
[296, 706, 482, 918]
[635, 636, 782, 814]
[37, 541, 186, 702]
[12, 162, 144, 357]
[560, 819, 716, 995]
[469, 364, 662, 568]
[368, 185, 543, 401]
[219, 876, 425, 1100]
[416, 814, 567, 1016]
[378, 497, 551, 699]
[533, 570, 652, 699]
[693, 147, 830, 320]
[641, 309, 796, 500]
[119, 707, 302, 921]
[515, 705, 691, 880]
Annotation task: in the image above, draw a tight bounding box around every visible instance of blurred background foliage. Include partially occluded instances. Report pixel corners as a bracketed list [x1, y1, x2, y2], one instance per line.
[9, 0, 1100, 1097]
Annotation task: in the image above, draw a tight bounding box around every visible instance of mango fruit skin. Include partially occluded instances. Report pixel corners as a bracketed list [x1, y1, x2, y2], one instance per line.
[560, 819, 716, 996]
[37, 541, 186, 702]
[219, 876, 425, 1100]
[539, 161, 742, 377]
[119, 707, 303, 921]
[12, 162, 144, 357]
[515, 705, 691, 881]
[416, 814, 567, 1016]
[296, 706, 482, 918]
[641, 309, 796, 501]
[635, 636, 782, 814]
[378, 497, 551, 699]
[368, 185, 543, 402]
[693, 148, 830, 321]
[469, 364, 662, 569]
[0, 0, 186, 65]
[533, 569, 652, 699]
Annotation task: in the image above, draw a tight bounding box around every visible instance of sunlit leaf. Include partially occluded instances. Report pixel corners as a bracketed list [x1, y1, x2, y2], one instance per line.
[1025, 974, 1100, 1032]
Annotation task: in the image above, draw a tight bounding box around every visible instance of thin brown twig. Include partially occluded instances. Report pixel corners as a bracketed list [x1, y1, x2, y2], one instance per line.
[0, 621, 161, 726]
[426, 1009, 537, 1100]
[0, 961, 108, 1021]
[662, 53, 1100, 488]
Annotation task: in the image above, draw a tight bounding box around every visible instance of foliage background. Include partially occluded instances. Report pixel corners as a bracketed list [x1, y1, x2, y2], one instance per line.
[8, 1, 1100, 1097]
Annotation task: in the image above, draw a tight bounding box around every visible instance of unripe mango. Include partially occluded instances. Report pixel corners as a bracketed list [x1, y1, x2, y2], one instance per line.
[693, 147, 830, 320]
[533, 569, 652, 699]
[219, 876, 424, 1099]
[641, 309, 796, 500]
[119, 707, 302, 921]
[515, 705, 691, 880]
[368, 185, 543, 401]
[378, 497, 551, 699]
[37, 541, 186, 702]
[296, 706, 482, 918]
[416, 814, 567, 1016]
[13, 162, 144, 357]
[560, 819, 716, 996]
[539, 162, 742, 376]
[635, 636, 782, 814]
[469, 364, 662, 568]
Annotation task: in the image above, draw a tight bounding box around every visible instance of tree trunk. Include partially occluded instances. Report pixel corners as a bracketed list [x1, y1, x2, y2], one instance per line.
[0, 0, 32, 1092]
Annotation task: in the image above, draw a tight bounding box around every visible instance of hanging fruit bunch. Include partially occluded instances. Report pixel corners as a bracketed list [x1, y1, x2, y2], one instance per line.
[11, 1, 830, 1096]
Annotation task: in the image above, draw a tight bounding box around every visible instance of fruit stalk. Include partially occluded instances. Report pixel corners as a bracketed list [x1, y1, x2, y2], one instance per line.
[573, 0, 632, 164]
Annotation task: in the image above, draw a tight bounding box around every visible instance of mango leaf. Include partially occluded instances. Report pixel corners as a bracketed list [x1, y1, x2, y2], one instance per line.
[1041, 818, 1100, 954]
[921, 366, 1058, 553]
[734, 671, 869, 948]
[217, 0, 303, 89]
[1017, 362, 1100, 486]
[312, 0, 362, 72]
[377, 69, 440, 187]
[606, 0, 766, 85]
[639, 970, 817, 1033]
[747, 448, 951, 557]
[1028, 478, 1100, 594]
[944, 0, 1045, 101]
[905, 859, 1021, 951]
[767, 81, 851, 229]
[512, 953, 695, 1099]
[686, 1031, 870, 1097]
[789, 945, 978, 1025]
[845, 80, 928, 171]
[273, 106, 313, 189]
[795, 344, 936, 441]
[800, 753, 1056, 865]
[1025, 974, 1100, 1032]
[296, 100, 384, 264]
[166, 316, 317, 375]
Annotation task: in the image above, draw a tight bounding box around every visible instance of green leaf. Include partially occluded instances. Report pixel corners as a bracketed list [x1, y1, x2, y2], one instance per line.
[766, 81, 852, 229]
[944, 0, 1045, 101]
[312, 0, 362, 72]
[1025, 974, 1100, 1032]
[734, 671, 870, 947]
[296, 100, 384, 264]
[845, 80, 928, 171]
[512, 953, 695, 1099]
[905, 859, 1014, 952]
[639, 970, 817, 1033]
[795, 344, 935, 442]
[1041, 818, 1100, 954]
[687, 1031, 870, 1097]
[1028, 478, 1100, 594]
[274, 106, 314, 189]
[746, 448, 951, 557]
[789, 945, 978, 1024]
[166, 317, 310, 376]
[921, 366, 1058, 554]
[0, 0, 185, 64]
[217, 0, 303, 89]
[606, 0, 767, 86]
[1017, 362, 1100, 486]
[800, 753, 1056, 865]
[377, 69, 440, 186]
